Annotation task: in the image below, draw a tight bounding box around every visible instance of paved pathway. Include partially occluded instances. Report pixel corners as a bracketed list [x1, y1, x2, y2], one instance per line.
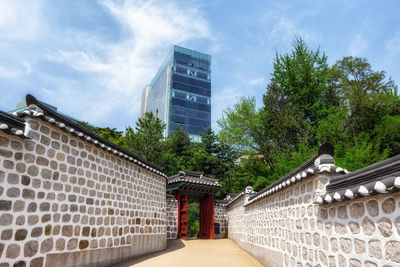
[114, 239, 263, 267]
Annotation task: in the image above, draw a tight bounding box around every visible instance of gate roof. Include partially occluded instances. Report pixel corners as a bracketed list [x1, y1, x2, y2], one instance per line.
[167, 171, 221, 194]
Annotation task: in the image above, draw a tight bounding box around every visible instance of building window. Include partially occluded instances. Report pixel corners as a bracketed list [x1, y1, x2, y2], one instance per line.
[187, 94, 196, 102]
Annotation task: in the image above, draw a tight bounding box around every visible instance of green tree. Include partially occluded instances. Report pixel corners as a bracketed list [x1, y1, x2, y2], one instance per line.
[78, 121, 125, 147]
[188, 128, 219, 176]
[271, 37, 330, 124]
[262, 37, 330, 156]
[160, 126, 192, 175]
[187, 199, 200, 237]
[213, 141, 239, 195]
[316, 106, 349, 147]
[219, 38, 400, 193]
[372, 115, 400, 156]
[78, 38, 400, 198]
[330, 56, 399, 145]
[234, 151, 271, 191]
[192, 128, 238, 195]
[263, 83, 313, 153]
[217, 96, 259, 151]
[200, 127, 218, 155]
[217, 96, 274, 169]
[124, 112, 165, 165]
[167, 126, 191, 156]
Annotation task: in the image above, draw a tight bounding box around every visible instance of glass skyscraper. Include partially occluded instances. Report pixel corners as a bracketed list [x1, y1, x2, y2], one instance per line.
[141, 45, 211, 142]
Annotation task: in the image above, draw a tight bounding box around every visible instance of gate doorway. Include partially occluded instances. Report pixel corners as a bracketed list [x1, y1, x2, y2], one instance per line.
[188, 199, 199, 238]
[167, 171, 221, 240]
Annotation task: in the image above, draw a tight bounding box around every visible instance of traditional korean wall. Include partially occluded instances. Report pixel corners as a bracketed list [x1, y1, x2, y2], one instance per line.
[227, 195, 246, 247]
[214, 205, 227, 239]
[166, 197, 178, 240]
[0, 117, 167, 267]
[227, 174, 400, 267]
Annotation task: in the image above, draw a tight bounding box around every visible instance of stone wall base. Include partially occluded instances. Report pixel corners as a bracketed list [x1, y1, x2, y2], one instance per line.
[214, 233, 227, 239]
[229, 234, 282, 267]
[45, 234, 167, 267]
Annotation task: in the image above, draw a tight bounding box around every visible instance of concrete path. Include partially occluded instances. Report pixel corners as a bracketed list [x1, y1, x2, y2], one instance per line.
[114, 239, 263, 267]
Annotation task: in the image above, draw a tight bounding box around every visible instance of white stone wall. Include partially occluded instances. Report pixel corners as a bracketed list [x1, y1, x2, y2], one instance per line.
[0, 117, 167, 267]
[319, 193, 400, 267]
[166, 199, 178, 239]
[227, 195, 246, 244]
[227, 174, 400, 267]
[214, 205, 227, 239]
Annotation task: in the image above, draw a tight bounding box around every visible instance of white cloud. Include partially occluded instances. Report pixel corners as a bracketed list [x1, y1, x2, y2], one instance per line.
[0, 0, 42, 41]
[52, 0, 213, 125]
[348, 33, 368, 56]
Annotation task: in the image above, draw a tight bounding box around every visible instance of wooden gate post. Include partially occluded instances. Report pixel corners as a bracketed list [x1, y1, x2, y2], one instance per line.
[177, 193, 188, 240]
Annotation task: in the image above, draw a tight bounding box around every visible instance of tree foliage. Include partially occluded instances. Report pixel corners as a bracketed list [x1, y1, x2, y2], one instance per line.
[218, 37, 400, 192]
[271, 37, 330, 124]
[217, 96, 274, 169]
[218, 96, 261, 151]
[79, 37, 399, 197]
[77, 121, 125, 147]
[124, 112, 166, 165]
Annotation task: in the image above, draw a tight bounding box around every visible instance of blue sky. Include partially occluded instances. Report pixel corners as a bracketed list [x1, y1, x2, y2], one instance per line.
[1, 0, 399, 130]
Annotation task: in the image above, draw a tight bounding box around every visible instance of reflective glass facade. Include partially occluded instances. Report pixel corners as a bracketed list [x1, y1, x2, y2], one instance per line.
[143, 46, 211, 141]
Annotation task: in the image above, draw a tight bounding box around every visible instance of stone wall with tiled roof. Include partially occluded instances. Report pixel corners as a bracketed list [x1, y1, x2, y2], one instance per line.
[0, 95, 167, 267]
[12, 94, 167, 178]
[318, 154, 400, 204]
[226, 143, 400, 266]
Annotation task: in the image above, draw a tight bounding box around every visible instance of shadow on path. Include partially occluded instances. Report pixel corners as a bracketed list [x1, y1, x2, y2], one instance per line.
[114, 240, 185, 266]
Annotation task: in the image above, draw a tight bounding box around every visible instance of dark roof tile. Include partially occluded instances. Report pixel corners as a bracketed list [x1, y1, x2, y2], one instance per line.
[0, 110, 27, 138]
[318, 155, 400, 204]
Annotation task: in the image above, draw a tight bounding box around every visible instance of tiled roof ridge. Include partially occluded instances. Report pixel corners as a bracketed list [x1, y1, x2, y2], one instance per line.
[244, 142, 348, 206]
[178, 170, 219, 183]
[180, 170, 204, 176]
[167, 170, 221, 186]
[328, 154, 400, 190]
[16, 94, 167, 178]
[0, 110, 28, 138]
[215, 199, 229, 206]
[226, 186, 255, 206]
[318, 154, 400, 204]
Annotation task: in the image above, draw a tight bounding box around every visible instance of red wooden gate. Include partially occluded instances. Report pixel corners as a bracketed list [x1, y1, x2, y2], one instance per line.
[200, 196, 214, 239]
[169, 171, 219, 240]
[176, 192, 214, 240]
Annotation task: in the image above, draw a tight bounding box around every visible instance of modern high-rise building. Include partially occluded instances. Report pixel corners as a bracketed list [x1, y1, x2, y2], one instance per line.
[141, 45, 211, 142]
